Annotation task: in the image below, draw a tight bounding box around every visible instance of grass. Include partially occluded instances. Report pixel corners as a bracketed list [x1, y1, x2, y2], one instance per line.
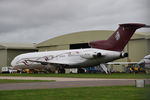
[0, 85, 149, 100]
[0, 73, 150, 79]
[0, 79, 55, 84]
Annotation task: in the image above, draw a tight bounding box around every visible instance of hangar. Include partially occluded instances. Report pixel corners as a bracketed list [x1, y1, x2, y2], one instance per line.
[36, 30, 150, 73]
[37, 30, 150, 62]
[1, 30, 149, 73]
[0, 43, 37, 72]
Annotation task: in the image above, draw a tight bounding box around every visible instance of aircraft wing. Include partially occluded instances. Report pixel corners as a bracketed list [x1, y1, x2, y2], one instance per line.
[107, 62, 138, 65]
[27, 59, 77, 66]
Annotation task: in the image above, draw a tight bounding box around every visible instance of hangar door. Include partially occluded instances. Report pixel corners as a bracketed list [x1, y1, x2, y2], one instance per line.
[70, 43, 90, 49]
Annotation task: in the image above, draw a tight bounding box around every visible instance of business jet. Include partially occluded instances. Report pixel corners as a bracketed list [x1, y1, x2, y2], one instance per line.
[108, 54, 150, 66]
[137, 54, 150, 69]
[107, 54, 150, 73]
[11, 23, 150, 73]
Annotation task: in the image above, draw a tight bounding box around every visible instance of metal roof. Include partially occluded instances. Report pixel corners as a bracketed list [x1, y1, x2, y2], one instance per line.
[37, 30, 150, 47]
[0, 43, 37, 50]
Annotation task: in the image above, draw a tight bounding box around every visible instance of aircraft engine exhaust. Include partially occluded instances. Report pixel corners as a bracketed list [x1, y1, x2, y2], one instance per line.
[120, 52, 128, 58]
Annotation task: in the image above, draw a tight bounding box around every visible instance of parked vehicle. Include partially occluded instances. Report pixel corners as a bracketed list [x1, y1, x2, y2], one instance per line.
[1, 67, 17, 73]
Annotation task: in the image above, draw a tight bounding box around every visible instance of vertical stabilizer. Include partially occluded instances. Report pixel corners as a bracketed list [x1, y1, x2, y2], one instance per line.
[89, 23, 149, 51]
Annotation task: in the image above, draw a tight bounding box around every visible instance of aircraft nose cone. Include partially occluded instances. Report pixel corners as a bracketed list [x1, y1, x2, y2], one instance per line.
[11, 59, 15, 67]
[138, 60, 145, 68]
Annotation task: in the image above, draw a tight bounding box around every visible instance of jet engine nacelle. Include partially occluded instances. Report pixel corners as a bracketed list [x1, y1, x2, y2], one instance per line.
[80, 52, 102, 59]
[120, 52, 128, 58]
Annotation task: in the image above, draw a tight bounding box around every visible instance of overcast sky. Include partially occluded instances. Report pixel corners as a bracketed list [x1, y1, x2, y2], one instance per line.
[0, 0, 149, 43]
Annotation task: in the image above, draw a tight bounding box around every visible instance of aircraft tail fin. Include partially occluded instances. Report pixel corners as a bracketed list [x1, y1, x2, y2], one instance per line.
[89, 23, 150, 51]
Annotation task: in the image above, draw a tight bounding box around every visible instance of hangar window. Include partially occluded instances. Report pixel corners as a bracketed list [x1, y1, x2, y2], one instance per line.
[70, 43, 90, 49]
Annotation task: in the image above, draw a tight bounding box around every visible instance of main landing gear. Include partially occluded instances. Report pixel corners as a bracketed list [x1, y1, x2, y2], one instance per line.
[58, 68, 65, 73]
[77, 68, 85, 73]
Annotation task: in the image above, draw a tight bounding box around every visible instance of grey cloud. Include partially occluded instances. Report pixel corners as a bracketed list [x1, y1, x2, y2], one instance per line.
[0, 0, 149, 43]
[0, 0, 87, 33]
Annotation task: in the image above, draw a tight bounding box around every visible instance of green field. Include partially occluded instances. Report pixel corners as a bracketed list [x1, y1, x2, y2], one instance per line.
[0, 85, 149, 100]
[0, 73, 150, 79]
[0, 79, 55, 84]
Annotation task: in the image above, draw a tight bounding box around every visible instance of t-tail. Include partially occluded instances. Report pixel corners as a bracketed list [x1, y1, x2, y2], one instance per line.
[89, 23, 150, 51]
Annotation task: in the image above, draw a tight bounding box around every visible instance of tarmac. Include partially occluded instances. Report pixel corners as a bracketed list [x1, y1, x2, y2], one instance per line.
[0, 76, 150, 90]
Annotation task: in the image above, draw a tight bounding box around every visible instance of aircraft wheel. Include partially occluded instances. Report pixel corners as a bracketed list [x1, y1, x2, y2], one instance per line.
[77, 68, 85, 73]
[58, 68, 65, 73]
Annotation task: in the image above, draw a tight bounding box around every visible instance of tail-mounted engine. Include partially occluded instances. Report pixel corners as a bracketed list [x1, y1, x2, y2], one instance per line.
[120, 52, 128, 58]
[80, 52, 102, 59]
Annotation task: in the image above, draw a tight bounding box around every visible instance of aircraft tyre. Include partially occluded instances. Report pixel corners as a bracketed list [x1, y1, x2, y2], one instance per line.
[58, 68, 65, 73]
[77, 68, 85, 73]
